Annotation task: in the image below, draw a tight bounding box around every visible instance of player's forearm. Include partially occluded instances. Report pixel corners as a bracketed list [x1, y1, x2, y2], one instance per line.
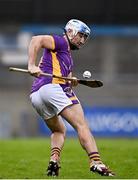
[28, 37, 42, 68]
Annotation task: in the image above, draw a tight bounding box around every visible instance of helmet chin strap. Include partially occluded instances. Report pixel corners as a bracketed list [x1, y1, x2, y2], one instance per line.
[69, 40, 79, 50]
[64, 30, 79, 50]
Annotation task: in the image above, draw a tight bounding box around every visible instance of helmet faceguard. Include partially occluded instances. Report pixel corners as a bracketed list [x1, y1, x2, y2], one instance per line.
[64, 19, 91, 50]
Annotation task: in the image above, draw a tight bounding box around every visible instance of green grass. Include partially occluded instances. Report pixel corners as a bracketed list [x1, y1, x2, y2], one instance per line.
[0, 138, 138, 179]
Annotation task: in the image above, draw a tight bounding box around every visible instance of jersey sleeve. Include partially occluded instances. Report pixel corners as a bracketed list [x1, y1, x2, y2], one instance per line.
[52, 35, 68, 51]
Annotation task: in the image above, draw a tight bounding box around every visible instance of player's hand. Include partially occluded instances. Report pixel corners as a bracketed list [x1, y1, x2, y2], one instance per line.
[70, 77, 78, 87]
[28, 65, 42, 77]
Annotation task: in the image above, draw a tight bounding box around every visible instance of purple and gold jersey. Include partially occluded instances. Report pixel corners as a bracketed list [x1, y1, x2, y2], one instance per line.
[31, 35, 73, 93]
[31, 35, 79, 104]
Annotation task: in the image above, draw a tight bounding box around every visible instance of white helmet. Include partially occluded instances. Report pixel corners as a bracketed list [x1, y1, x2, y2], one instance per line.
[64, 19, 91, 50]
[64, 19, 91, 39]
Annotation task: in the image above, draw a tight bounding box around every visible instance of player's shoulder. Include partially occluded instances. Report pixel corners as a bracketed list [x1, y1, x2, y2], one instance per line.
[52, 34, 65, 42]
[52, 34, 68, 50]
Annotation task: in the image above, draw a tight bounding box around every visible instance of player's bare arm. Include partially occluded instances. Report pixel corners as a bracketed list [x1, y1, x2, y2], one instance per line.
[28, 35, 54, 76]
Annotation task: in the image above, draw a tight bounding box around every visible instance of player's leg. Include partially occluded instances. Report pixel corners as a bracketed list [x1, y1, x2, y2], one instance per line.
[60, 104, 98, 155]
[60, 103, 115, 176]
[44, 115, 66, 162]
[30, 88, 66, 176]
[44, 115, 66, 176]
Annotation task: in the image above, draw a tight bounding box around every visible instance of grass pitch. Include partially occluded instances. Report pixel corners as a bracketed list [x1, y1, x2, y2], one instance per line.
[0, 138, 138, 179]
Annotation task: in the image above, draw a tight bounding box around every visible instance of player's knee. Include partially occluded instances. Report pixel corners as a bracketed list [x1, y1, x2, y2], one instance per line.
[74, 119, 88, 131]
[77, 123, 90, 136]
